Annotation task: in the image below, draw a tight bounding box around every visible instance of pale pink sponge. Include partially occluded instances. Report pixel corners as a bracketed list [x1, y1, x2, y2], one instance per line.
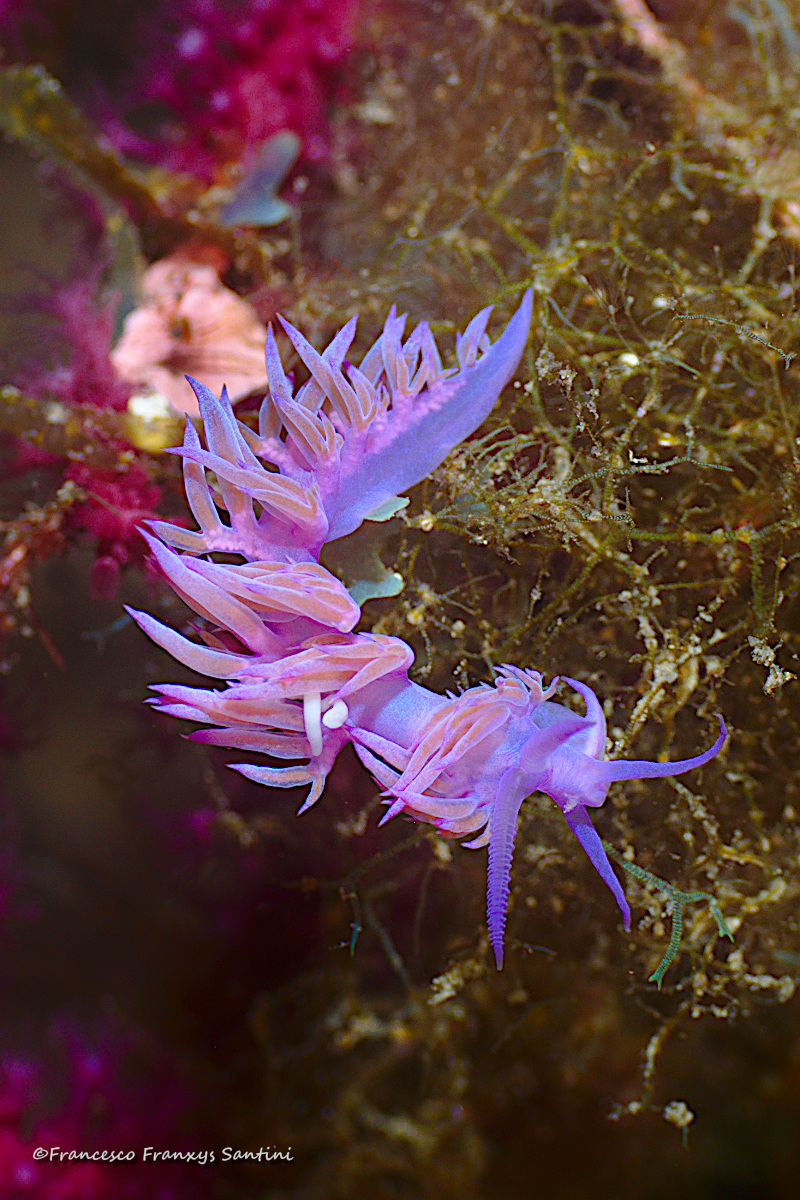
[128, 290, 726, 968]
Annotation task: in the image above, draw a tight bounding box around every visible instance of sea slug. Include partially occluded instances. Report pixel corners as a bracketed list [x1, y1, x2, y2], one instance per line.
[129, 291, 726, 966]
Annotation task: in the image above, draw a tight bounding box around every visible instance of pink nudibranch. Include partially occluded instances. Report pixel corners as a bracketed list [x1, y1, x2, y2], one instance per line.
[129, 290, 727, 967]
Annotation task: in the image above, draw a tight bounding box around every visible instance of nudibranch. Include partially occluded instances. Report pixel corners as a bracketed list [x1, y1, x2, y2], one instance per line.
[128, 290, 727, 967]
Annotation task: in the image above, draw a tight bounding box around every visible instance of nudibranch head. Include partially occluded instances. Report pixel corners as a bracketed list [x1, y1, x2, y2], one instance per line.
[358, 668, 727, 968]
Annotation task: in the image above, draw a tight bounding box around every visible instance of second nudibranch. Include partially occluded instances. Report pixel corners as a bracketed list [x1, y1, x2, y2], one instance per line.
[128, 288, 727, 968]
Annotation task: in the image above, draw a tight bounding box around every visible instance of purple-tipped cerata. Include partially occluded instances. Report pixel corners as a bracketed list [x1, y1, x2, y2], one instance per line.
[128, 290, 727, 969]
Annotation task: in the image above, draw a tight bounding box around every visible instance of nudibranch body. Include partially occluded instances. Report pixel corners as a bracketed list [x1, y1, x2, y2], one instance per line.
[129, 290, 726, 967]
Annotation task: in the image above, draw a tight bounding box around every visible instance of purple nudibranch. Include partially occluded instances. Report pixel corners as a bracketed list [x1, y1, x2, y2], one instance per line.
[128, 290, 727, 968]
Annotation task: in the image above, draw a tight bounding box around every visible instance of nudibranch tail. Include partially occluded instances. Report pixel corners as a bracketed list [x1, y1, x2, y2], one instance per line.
[321, 287, 534, 542]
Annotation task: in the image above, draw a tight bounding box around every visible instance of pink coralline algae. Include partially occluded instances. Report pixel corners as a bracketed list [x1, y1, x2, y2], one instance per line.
[65, 461, 162, 598]
[129, 291, 726, 968]
[14, 276, 131, 413]
[0, 0, 358, 181]
[118, 0, 357, 177]
[0, 1025, 210, 1199]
